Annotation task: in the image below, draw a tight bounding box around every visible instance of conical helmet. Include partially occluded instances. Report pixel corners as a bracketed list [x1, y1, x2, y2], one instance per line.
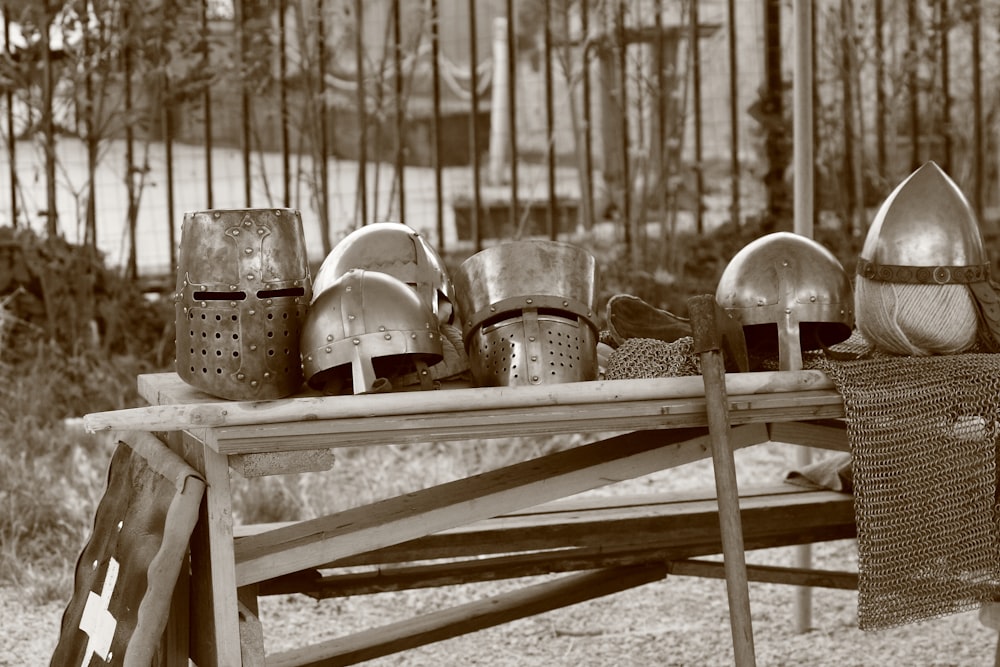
[857, 161, 989, 285]
[300, 269, 443, 395]
[312, 222, 455, 325]
[716, 232, 854, 371]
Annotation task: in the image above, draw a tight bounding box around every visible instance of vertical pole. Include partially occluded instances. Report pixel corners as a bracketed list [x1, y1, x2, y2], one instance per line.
[3, 4, 15, 227]
[581, 0, 594, 229]
[840, 0, 857, 238]
[237, 0, 251, 207]
[544, 0, 556, 239]
[316, 0, 330, 249]
[938, 0, 951, 174]
[468, 0, 482, 252]
[616, 0, 631, 263]
[874, 0, 886, 180]
[83, 0, 95, 245]
[430, 0, 444, 251]
[123, 2, 137, 279]
[278, 0, 290, 207]
[41, 0, 57, 236]
[906, 0, 920, 171]
[506, 0, 519, 231]
[202, 0, 214, 208]
[392, 0, 405, 224]
[970, 0, 983, 218]
[727, 0, 740, 227]
[354, 0, 368, 226]
[689, 0, 703, 234]
[793, 0, 814, 634]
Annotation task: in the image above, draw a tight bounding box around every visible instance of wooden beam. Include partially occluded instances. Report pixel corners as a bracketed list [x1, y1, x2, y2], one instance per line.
[668, 559, 858, 590]
[264, 565, 668, 667]
[234, 424, 770, 586]
[767, 420, 850, 452]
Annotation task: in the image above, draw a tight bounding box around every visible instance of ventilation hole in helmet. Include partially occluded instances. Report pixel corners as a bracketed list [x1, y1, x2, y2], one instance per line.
[232, 333, 239, 340]
[232, 351, 239, 358]
[257, 287, 305, 299]
[194, 290, 247, 301]
[215, 315, 222, 321]
[216, 368, 222, 374]
[267, 331, 274, 338]
[216, 350, 222, 356]
[231, 315, 238, 321]
[267, 313, 274, 320]
[201, 314, 206, 319]
[282, 312, 289, 319]
[268, 349, 275, 357]
[215, 332, 222, 339]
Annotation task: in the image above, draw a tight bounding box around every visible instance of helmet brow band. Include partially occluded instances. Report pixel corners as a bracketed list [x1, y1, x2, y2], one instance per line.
[257, 287, 306, 299]
[193, 291, 247, 301]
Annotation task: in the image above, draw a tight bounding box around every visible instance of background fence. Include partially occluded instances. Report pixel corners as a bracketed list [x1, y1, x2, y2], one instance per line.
[0, 0, 998, 280]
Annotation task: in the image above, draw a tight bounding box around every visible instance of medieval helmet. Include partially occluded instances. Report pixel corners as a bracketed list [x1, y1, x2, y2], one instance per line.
[453, 240, 599, 387]
[174, 208, 311, 400]
[300, 269, 443, 394]
[312, 221, 455, 325]
[716, 232, 854, 371]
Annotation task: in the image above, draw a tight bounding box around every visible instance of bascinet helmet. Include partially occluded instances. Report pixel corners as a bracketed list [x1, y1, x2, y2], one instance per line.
[174, 208, 311, 400]
[300, 269, 443, 394]
[312, 221, 455, 325]
[453, 240, 599, 387]
[716, 232, 854, 371]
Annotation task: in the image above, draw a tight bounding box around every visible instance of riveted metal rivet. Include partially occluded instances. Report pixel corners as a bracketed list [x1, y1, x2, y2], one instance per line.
[213, 211, 221, 218]
[243, 219, 251, 227]
[325, 346, 332, 353]
[229, 284, 238, 290]
[411, 333, 417, 339]
[237, 373, 246, 380]
[384, 333, 391, 340]
[263, 372, 271, 379]
[229, 301, 237, 307]
[528, 336, 536, 342]
[326, 334, 334, 342]
[249, 309, 256, 315]
[267, 299, 273, 306]
[531, 355, 537, 361]
[526, 298, 533, 304]
[563, 300, 569, 307]
[275, 210, 282, 216]
[348, 314, 356, 321]
[247, 274, 254, 281]
[379, 325, 386, 332]
[257, 228, 265, 235]
[233, 229, 240, 236]
[810, 295, 817, 302]
[345, 285, 353, 292]
[92, 560, 99, 570]
[352, 338, 361, 345]
[244, 248, 252, 255]
[785, 308, 792, 314]
[250, 380, 259, 387]
[531, 376, 539, 382]
[782, 260, 789, 266]
[200, 301, 207, 308]
[250, 344, 257, 351]
[490, 306, 496, 312]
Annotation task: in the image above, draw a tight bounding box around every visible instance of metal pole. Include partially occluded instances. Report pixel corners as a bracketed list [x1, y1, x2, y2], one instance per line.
[279, 0, 290, 207]
[506, 0, 519, 232]
[727, 0, 740, 226]
[469, 0, 482, 251]
[3, 4, 14, 227]
[430, 0, 444, 251]
[202, 0, 213, 208]
[545, 0, 556, 239]
[355, 0, 368, 226]
[392, 0, 405, 223]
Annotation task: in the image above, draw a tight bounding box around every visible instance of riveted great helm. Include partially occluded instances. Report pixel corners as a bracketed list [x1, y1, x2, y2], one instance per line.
[856, 161, 1000, 346]
[312, 221, 455, 325]
[301, 269, 443, 394]
[716, 232, 854, 371]
[453, 240, 599, 387]
[174, 208, 311, 400]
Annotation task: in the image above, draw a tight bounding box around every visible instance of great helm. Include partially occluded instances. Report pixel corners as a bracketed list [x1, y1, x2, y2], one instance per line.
[174, 208, 311, 400]
[312, 221, 455, 325]
[300, 269, 443, 394]
[715, 232, 854, 371]
[453, 240, 599, 387]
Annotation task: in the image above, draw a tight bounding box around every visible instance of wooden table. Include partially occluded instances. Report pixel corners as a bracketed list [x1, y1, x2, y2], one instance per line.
[86, 369, 853, 666]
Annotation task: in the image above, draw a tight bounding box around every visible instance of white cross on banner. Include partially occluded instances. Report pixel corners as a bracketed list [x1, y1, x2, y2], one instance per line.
[79, 557, 120, 665]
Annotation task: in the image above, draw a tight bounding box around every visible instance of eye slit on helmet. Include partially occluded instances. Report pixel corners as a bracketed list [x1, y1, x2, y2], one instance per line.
[193, 291, 247, 300]
[257, 287, 306, 299]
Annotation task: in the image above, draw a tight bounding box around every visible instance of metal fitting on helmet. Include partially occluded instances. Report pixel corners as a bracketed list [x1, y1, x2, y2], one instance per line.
[453, 240, 599, 387]
[301, 269, 443, 394]
[174, 208, 311, 400]
[716, 232, 854, 371]
[312, 221, 455, 325]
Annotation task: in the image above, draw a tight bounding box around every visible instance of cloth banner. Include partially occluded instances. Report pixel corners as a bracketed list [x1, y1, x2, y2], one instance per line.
[51, 430, 204, 666]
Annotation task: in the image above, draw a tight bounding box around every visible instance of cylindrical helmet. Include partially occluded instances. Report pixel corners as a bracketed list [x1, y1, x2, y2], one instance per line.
[716, 232, 854, 371]
[300, 269, 443, 394]
[453, 240, 599, 387]
[174, 208, 311, 400]
[312, 222, 455, 325]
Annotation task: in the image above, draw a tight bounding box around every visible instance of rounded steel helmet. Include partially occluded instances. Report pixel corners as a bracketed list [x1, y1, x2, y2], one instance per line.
[716, 232, 854, 371]
[300, 269, 443, 394]
[312, 222, 455, 325]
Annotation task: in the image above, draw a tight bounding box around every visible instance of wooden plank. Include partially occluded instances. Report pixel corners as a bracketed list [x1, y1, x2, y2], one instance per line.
[233, 423, 770, 586]
[229, 449, 335, 478]
[767, 420, 850, 452]
[201, 389, 844, 455]
[264, 565, 668, 667]
[668, 559, 859, 590]
[83, 370, 839, 434]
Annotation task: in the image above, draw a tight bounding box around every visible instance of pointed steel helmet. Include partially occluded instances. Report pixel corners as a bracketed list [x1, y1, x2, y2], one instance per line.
[716, 232, 854, 371]
[856, 161, 989, 285]
[300, 269, 443, 394]
[312, 222, 455, 325]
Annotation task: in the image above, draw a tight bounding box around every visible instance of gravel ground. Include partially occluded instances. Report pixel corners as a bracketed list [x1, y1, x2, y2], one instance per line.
[12, 444, 1000, 666]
